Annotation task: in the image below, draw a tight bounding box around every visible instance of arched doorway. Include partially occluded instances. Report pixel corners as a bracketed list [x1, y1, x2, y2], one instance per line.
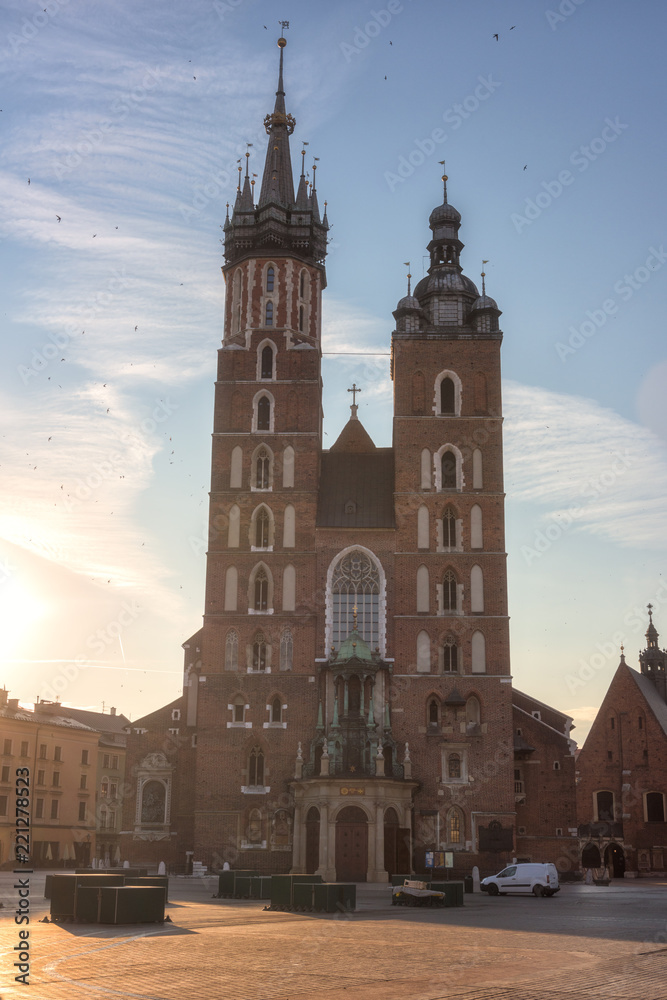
[336, 806, 368, 882]
[305, 807, 320, 874]
[604, 842, 625, 878]
[582, 843, 601, 869]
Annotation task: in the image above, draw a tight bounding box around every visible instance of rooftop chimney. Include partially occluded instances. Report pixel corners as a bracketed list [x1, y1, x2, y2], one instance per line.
[110, 707, 116, 716]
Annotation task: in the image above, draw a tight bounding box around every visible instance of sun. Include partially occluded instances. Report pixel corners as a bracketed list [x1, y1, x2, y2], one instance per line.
[0, 578, 49, 662]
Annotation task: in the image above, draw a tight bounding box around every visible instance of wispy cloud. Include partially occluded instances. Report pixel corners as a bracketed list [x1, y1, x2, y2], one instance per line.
[504, 381, 667, 550]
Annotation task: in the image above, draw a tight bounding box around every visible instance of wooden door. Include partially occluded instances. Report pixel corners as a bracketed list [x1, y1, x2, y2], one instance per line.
[336, 806, 368, 882]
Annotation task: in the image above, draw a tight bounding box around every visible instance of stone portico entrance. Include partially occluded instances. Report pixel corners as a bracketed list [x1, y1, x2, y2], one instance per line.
[289, 775, 417, 882]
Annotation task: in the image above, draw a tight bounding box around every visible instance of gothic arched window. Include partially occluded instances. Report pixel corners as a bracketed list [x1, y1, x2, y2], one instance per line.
[248, 746, 265, 787]
[443, 570, 457, 612]
[265, 301, 274, 326]
[299, 304, 304, 332]
[428, 698, 439, 725]
[441, 450, 456, 489]
[266, 266, 275, 293]
[233, 695, 245, 723]
[254, 570, 268, 611]
[280, 628, 293, 671]
[440, 377, 455, 414]
[257, 396, 271, 431]
[442, 637, 458, 673]
[271, 697, 282, 723]
[261, 345, 274, 379]
[256, 448, 270, 489]
[596, 790, 614, 822]
[442, 506, 456, 548]
[252, 634, 267, 671]
[255, 508, 270, 548]
[225, 630, 238, 671]
[331, 549, 381, 650]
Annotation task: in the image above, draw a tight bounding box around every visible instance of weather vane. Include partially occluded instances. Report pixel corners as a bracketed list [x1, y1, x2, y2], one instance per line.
[279, 20, 290, 31]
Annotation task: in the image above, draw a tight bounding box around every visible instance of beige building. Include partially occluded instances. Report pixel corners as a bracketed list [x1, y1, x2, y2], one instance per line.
[1, 690, 100, 868]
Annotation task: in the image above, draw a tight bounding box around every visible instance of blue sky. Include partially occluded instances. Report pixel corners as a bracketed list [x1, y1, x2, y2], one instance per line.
[0, 0, 665, 742]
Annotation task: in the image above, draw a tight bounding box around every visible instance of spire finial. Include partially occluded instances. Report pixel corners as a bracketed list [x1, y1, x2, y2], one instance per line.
[648, 602, 654, 620]
[312, 158, 319, 192]
[244, 144, 253, 180]
[481, 260, 489, 296]
[236, 159, 242, 192]
[403, 261, 411, 296]
[439, 160, 447, 203]
[348, 383, 361, 418]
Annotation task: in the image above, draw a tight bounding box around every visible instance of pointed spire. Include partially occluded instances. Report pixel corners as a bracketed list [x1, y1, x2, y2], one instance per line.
[646, 603, 659, 646]
[258, 36, 296, 208]
[619, 644, 626, 665]
[322, 200, 329, 229]
[310, 159, 321, 221]
[404, 262, 411, 295]
[316, 699, 324, 730]
[296, 143, 309, 209]
[238, 147, 254, 211]
[439, 160, 448, 202]
[481, 260, 489, 296]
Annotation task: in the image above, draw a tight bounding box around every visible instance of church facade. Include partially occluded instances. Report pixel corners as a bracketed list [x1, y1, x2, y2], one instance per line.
[121, 38, 578, 880]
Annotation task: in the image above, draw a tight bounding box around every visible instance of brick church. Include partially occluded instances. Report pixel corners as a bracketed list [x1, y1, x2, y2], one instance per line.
[119, 38, 663, 880]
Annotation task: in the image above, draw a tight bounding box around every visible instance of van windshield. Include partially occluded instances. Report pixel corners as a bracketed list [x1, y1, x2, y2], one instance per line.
[497, 866, 516, 877]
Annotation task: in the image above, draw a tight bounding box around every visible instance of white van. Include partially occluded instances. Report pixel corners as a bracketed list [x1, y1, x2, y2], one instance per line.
[480, 862, 559, 897]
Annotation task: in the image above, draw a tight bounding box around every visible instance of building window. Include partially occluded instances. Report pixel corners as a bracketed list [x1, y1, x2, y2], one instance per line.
[607, 750, 613, 760]
[443, 570, 457, 612]
[447, 808, 463, 844]
[265, 301, 274, 326]
[255, 448, 271, 489]
[331, 549, 381, 650]
[103, 754, 110, 768]
[257, 396, 271, 431]
[448, 754, 461, 779]
[441, 639, 458, 673]
[39, 744, 47, 759]
[261, 344, 274, 379]
[80, 774, 87, 790]
[37, 770, 45, 785]
[20, 741, 29, 757]
[299, 304, 304, 332]
[253, 636, 267, 672]
[300, 270, 306, 298]
[440, 377, 455, 414]
[266, 266, 274, 293]
[271, 697, 282, 723]
[442, 507, 456, 548]
[81, 749, 89, 765]
[428, 699, 439, 725]
[110, 782, 117, 798]
[553, 761, 561, 770]
[646, 792, 665, 823]
[225, 630, 239, 671]
[233, 697, 246, 724]
[465, 696, 480, 727]
[0, 795, 7, 815]
[441, 451, 456, 489]
[255, 508, 270, 548]
[54, 746, 62, 762]
[610, 717, 615, 730]
[50, 799, 59, 820]
[638, 716, 644, 730]
[254, 569, 269, 611]
[248, 746, 265, 787]
[3, 739, 12, 755]
[52, 771, 60, 788]
[596, 790, 614, 822]
[35, 798, 44, 819]
[140, 780, 166, 825]
[101, 779, 109, 798]
[1, 765, 9, 783]
[107, 810, 116, 830]
[78, 801, 86, 822]
[280, 628, 293, 671]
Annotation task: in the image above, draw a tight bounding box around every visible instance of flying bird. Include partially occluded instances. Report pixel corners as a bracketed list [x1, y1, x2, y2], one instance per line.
[56, 215, 61, 222]
[510, 25, 516, 30]
[523, 165, 527, 170]
[493, 33, 499, 41]
[28, 178, 30, 184]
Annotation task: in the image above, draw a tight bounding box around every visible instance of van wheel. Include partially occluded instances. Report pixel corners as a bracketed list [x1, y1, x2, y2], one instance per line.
[487, 884, 499, 896]
[533, 885, 544, 897]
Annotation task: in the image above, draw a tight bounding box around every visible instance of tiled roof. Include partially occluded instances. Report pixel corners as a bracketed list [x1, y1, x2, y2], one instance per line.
[628, 666, 667, 736]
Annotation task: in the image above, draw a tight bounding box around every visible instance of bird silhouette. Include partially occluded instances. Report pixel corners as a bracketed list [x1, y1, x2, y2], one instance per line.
[56, 215, 61, 222]
[523, 165, 527, 170]
[510, 25, 516, 30]
[493, 33, 499, 41]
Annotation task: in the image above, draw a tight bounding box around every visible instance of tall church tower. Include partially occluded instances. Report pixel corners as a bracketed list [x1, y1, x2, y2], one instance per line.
[390, 171, 516, 860]
[192, 37, 329, 861]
